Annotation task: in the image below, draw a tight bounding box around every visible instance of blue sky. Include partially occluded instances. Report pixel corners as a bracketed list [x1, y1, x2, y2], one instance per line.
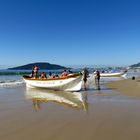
[0, 0, 140, 67]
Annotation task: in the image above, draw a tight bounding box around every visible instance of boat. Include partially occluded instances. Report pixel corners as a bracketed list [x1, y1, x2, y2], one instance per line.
[94, 70, 127, 77]
[25, 88, 88, 111]
[23, 73, 83, 91]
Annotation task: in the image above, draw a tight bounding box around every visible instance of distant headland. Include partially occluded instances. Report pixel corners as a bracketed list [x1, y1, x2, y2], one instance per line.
[130, 62, 140, 68]
[8, 62, 68, 70]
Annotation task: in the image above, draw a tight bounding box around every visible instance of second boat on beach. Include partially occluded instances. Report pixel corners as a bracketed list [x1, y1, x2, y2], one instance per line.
[97, 70, 127, 77]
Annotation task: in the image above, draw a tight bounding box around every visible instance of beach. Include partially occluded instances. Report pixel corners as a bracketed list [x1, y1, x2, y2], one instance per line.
[0, 75, 140, 140]
[107, 77, 140, 98]
[1, 0, 140, 139]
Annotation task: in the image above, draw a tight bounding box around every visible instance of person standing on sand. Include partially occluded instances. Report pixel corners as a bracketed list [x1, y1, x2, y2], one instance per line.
[82, 68, 89, 90]
[95, 70, 100, 90]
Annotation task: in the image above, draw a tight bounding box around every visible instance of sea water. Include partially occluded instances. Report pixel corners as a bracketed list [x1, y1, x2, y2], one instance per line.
[0, 70, 24, 88]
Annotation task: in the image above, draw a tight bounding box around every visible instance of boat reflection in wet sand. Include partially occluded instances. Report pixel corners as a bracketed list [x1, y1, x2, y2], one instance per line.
[25, 88, 88, 111]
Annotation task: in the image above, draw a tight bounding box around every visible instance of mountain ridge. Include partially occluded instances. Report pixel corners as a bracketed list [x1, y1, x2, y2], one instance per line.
[8, 62, 68, 70]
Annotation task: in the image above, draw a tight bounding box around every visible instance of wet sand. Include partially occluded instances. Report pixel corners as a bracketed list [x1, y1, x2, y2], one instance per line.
[1, 80, 140, 140]
[106, 77, 140, 98]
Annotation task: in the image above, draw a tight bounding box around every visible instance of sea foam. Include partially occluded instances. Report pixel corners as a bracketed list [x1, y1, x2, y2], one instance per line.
[0, 80, 25, 88]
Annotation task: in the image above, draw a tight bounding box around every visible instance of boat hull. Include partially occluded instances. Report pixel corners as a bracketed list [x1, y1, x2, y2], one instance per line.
[23, 73, 83, 91]
[99, 71, 127, 77]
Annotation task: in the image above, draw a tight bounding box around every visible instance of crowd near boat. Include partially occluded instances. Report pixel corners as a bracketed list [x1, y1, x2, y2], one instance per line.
[23, 66, 128, 91]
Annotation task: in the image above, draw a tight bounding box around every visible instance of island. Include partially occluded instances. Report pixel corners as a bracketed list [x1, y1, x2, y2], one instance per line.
[8, 62, 68, 70]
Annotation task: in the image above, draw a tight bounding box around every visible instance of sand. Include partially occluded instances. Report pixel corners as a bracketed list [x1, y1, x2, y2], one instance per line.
[106, 77, 140, 98]
[0, 78, 140, 140]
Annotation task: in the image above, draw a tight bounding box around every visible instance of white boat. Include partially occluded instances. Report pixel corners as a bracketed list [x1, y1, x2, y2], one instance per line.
[23, 73, 83, 91]
[95, 70, 127, 77]
[25, 88, 87, 111]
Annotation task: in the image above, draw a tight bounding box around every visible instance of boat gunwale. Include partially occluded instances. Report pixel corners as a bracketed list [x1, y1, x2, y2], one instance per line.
[23, 73, 82, 81]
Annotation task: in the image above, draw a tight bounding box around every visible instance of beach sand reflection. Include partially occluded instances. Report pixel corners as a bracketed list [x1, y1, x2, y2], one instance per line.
[25, 88, 88, 111]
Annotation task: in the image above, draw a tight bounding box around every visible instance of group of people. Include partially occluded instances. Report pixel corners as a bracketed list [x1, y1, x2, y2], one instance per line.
[82, 68, 100, 90]
[30, 65, 100, 90]
[30, 66, 71, 79]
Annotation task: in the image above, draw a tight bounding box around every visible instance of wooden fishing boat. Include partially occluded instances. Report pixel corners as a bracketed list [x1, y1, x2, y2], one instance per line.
[23, 73, 83, 91]
[25, 88, 87, 111]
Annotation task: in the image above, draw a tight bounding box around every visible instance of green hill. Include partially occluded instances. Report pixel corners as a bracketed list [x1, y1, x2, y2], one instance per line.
[8, 62, 68, 70]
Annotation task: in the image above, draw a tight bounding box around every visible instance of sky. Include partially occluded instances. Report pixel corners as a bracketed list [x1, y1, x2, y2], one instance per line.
[0, 0, 140, 68]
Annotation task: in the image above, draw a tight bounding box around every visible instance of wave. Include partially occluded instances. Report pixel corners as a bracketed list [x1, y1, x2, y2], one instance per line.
[0, 80, 25, 88]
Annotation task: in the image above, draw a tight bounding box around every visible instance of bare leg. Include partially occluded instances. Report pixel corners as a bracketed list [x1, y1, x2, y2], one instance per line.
[95, 77, 100, 90]
[84, 82, 87, 90]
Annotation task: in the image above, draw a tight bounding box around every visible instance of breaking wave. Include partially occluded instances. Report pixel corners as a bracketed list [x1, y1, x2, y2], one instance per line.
[0, 79, 25, 88]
